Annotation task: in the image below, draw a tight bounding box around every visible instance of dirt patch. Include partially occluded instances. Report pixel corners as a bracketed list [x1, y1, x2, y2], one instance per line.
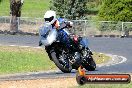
[0, 46, 44, 53]
[0, 23, 40, 33]
[0, 78, 78, 88]
[0, 75, 131, 88]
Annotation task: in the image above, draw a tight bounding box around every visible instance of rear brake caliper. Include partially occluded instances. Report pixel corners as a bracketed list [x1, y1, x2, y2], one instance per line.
[81, 48, 93, 60]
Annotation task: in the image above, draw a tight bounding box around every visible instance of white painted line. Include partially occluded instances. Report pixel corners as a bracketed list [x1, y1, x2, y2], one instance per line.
[0, 44, 42, 49]
[118, 56, 127, 64]
[97, 54, 127, 67]
[109, 55, 127, 66]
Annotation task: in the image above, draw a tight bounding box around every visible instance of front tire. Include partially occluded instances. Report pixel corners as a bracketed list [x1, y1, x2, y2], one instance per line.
[50, 51, 72, 73]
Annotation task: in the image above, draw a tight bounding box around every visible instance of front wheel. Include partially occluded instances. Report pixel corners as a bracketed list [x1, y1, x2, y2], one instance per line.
[50, 51, 72, 73]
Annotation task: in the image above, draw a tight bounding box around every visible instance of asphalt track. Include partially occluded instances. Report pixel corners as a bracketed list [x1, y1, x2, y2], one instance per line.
[0, 34, 132, 80]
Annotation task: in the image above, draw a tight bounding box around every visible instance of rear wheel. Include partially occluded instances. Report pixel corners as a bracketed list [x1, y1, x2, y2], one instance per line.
[50, 50, 72, 73]
[83, 55, 96, 71]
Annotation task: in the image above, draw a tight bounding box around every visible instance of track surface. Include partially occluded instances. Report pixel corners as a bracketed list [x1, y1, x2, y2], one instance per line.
[0, 34, 132, 80]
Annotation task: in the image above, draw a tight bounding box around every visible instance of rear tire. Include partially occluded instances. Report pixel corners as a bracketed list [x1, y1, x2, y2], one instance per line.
[50, 51, 72, 73]
[83, 55, 96, 71]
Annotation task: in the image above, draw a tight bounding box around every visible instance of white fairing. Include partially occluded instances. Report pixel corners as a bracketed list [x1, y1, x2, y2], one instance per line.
[39, 25, 57, 46]
[46, 29, 57, 45]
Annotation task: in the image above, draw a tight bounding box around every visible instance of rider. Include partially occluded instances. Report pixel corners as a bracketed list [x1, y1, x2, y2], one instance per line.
[39, 10, 73, 47]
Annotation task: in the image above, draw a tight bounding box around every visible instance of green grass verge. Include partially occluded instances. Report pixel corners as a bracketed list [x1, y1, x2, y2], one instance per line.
[0, 0, 98, 18]
[0, 46, 110, 75]
[0, 46, 56, 74]
[93, 53, 110, 64]
[0, 0, 50, 18]
[74, 83, 132, 88]
[0, 0, 10, 16]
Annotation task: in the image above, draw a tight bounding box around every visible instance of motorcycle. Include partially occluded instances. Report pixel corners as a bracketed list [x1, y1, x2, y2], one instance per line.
[39, 24, 96, 73]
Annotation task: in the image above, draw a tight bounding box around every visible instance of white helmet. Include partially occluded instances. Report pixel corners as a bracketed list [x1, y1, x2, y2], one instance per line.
[44, 10, 57, 25]
[68, 21, 73, 27]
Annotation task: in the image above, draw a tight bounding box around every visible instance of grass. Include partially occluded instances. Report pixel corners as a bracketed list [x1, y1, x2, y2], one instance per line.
[0, 0, 50, 18]
[0, 0, 10, 16]
[0, 46, 110, 75]
[0, 0, 98, 18]
[0, 46, 56, 74]
[93, 53, 110, 64]
[74, 83, 132, 88]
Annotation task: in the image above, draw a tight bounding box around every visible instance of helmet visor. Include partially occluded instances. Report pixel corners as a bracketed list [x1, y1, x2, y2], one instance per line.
[44, 16, 54, 22]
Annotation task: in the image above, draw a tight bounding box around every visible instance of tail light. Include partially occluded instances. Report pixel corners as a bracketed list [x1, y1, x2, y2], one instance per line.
[73, 35, 78, 43]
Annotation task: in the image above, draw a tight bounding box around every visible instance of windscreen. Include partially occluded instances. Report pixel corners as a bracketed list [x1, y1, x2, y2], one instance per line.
[39, 24, 52, 38]
[39, 24, 57, 46]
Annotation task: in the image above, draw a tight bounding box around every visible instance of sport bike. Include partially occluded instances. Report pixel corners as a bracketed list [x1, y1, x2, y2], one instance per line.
[39, 24, 96, 73]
